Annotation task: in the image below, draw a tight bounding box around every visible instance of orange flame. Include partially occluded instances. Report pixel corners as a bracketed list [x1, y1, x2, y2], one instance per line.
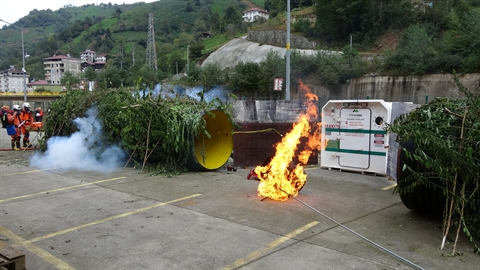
[255, 81, 328, 201]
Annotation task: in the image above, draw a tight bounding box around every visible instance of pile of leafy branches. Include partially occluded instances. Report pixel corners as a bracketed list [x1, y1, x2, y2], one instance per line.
[40, 87, 233, 173]
[389, 78, 480, 255]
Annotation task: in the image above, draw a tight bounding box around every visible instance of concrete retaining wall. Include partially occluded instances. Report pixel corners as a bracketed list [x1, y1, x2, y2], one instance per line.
[290, 73, 480, 108]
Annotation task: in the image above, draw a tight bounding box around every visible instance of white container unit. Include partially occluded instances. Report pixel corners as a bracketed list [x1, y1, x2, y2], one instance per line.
[321, 99, 418, 176]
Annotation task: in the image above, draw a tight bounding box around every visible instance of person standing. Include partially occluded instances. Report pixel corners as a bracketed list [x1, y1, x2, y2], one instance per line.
[35, 107, 44, 122]
[1, 105, 11, 128]
[19, 103, 34, 148]
[7, 105, 22, 150]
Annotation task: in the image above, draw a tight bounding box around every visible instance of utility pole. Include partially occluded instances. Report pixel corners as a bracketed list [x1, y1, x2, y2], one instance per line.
[0, 19, 27, 102]
[132, 43, 135, 66]
[286, 0, 291, 100]
[146, 13, 157, 71]
[186, 44, 190, 74]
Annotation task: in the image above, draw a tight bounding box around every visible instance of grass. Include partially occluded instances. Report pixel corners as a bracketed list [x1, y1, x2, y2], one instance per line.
[202, 32, 247, 54]
[249, 0, 265, 8]
[211, 0, 231, 14]
[67, 0, 238, 57]
[63, 2, 145, 23]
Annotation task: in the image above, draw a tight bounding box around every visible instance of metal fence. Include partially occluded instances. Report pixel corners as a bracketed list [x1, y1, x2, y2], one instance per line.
[0, 100, 52, 112]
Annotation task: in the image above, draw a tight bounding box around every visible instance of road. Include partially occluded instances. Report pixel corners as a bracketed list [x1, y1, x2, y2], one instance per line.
[0, 130, 479, 270]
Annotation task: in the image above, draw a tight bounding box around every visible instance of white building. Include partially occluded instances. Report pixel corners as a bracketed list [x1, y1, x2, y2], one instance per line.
[43, 55, 81, 85]
[80, 49, 96, 62]
[0, 66, 29, 93]
[95, 53, 107, 63]
[243, 8, 269, 22]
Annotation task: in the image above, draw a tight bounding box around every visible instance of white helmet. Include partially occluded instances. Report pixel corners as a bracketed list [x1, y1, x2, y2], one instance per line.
[13, 105, 21, 111]
[23, 102, 30, 108]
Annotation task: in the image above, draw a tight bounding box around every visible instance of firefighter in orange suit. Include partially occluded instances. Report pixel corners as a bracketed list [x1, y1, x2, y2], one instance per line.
[7, 105, 22, 150]
[19, 103, 34, 148]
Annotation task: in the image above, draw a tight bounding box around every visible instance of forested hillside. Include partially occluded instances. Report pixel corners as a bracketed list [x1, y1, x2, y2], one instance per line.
[0, 0, 252, 82]
[2, 0, 480, 92]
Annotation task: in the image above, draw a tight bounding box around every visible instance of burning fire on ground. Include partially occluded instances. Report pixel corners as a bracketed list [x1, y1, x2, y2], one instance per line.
[254, 82, 328, 201]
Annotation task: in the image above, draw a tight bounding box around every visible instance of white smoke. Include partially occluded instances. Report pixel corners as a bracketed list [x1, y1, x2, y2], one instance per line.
[30, 107, 126, 173]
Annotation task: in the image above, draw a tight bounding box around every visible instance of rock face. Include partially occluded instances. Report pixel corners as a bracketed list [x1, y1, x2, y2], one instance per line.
[246, 30, 316, 49]
[201, 36, 319, 70]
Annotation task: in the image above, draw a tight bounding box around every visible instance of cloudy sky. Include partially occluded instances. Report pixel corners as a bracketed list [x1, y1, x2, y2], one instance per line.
[0, 0, 157, 28]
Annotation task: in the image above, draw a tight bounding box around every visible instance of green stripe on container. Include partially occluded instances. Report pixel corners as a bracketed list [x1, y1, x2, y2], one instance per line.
[325, 128, 387, 134]
[324, 148, 386, 156]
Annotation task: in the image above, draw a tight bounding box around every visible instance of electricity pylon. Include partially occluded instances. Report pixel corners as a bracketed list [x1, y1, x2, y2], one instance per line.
[146, 13, 158, 71]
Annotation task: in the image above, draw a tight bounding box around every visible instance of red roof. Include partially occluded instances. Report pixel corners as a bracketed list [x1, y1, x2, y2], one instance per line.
[244, 7, 268, 14]
[43, 55, 69, 60]
[27, 80, 48, 86]
[43, 55, 79, 60]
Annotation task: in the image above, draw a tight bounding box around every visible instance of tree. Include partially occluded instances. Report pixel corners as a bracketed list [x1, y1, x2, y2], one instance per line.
[189, 41, 204, 60]
[61, 71, 81, 91]
[158, 43, 175, 56]
[199, 6, 212, 28]
[202, 63, 223, 91]
[210, 12, 222, 33]
[224, 5, 242, 26]
[314, 0, 416, 43]
[442, 9, 480, 72]
[265, 0, 286, 18]
[290, 50, 318, 80]
[114, 7, 122, 17]
[168, 51, 186, 76]
[97, 67, 123, 89]
[386, 24, 435, 75]
[174, 33, 193, 48]
[314, 0, 369, 42]
[193, 19, 208, 40]
[258, 51, 285, 98]
[227, 61, 262, 96]
[84, 66, 97, 81]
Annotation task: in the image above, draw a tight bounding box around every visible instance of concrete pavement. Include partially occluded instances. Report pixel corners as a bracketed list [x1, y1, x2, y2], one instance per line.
[0, 129, 479, 270]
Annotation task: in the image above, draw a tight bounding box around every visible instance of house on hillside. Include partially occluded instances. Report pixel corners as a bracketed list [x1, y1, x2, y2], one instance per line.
[80, 50, 107, 72]
[43, 55, 81, 85]
[81, 61, 106, 72]
[26, 79, 63, 93]
[243, 7, 269, 22]
[0, 66, 30, 93]
[95, 53, 107, 63]
[80, 49, 96, 62]
[27, 79, 49, 92]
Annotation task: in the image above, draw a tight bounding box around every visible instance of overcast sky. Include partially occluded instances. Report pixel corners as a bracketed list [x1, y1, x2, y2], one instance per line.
[0, 0, 157, 28]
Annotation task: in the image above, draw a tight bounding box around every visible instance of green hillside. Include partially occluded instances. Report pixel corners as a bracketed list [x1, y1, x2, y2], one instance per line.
[0, 2, 142, 74]
[0, 0, 252, 80]
[8, 0, 480, 87]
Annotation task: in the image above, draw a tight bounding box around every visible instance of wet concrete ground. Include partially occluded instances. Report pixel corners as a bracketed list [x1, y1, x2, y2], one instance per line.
[1, 130, 479, 270]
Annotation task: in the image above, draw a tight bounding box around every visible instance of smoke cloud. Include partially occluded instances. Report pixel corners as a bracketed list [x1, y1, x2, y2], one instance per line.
[142, 83, 229, 102]
[30, 107, 126, 173]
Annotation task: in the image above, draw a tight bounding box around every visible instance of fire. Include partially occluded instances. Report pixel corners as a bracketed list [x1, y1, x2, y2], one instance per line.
[254, 81, 328, 201]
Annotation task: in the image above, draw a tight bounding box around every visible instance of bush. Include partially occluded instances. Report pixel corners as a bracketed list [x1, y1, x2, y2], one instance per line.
[389, 77, 480, 255]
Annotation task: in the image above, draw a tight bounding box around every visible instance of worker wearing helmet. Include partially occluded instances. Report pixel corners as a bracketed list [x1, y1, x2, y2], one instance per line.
[7, 105, 22, 150]
[19, 102, 34, 148]
[1, 105, 11, 128]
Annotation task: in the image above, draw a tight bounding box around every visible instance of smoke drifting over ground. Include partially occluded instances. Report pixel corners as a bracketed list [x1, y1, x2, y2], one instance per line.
[30, 107, 126, 173]
[144, 84, 229, 102]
